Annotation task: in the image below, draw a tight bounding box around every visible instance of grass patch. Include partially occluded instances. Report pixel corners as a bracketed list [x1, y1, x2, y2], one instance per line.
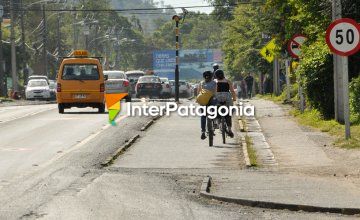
[290, 108, 360, 149]
[257, 94, 284, 103]
[245, 135, 258, 167]
[0, 97, 13, 102]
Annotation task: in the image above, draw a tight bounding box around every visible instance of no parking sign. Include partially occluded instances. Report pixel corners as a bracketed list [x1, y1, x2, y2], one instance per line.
[288, 34, 307, 59]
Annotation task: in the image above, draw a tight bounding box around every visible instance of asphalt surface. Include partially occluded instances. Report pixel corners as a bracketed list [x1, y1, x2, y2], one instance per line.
[0, 101, 355, 219]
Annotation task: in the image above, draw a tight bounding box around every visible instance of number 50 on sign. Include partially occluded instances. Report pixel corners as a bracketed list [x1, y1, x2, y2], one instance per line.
[326, 18, 360, 56]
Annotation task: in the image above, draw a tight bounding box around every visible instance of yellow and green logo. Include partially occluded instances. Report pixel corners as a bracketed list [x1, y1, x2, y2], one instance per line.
[105, 93, 128, 126]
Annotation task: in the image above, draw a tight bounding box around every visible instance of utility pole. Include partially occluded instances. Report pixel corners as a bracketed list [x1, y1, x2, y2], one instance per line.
[332, 0, 350, 138]
[172, 15, 181, 102]
[273, 58, 280, 96]
[72, 5, 77, 51]
[10, 0, 18, 92]
[20, 0, 27, 82]
[42, 4, 48, 77]
[56, 13, 61, 57]
[0, 3, 5, 97]
[332, 0, 344, 123]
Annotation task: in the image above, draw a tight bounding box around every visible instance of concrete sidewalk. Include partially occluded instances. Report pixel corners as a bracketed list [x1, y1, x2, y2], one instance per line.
[113, 111, 244, 169]
[203, 170, 360, 215]
[202, 99, 360, 215]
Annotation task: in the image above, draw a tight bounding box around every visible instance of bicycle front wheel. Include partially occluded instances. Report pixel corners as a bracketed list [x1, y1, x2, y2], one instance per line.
[221, 117, 226, 144]
[207, 118, 214, 147]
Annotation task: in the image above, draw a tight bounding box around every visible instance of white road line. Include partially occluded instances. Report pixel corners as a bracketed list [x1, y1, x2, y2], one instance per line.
[0, 106, 57, 124]
[37, 114, 128, 169]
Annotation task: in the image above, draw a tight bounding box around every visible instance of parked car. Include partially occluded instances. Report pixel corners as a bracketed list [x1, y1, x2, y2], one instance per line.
[160, 77, 171, 98]
[125, 70, 145, 95]
[104, 70, 131, 102]
[135, 76, 162, 98]
[25, 79, 51, 100]
[48, 80, 57, 100]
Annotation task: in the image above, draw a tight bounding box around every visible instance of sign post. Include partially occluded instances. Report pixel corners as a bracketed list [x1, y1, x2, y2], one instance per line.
[326, 18, 360, 139]
[0, 4, 4, 97]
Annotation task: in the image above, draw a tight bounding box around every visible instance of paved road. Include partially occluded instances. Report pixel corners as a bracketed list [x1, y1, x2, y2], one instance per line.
[0, 101, 355, 219]
[0, 104, 114, 185]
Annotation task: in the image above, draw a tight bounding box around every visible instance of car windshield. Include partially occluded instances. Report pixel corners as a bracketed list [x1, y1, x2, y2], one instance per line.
[138, 77, 160, 83]
[179, 81, 187, 85]
[62, 64, 99, 80]
[126, 73, 144, 79]
[160, 78, 169, 83]
[49, 82, 56, 89]
[28, 80, 48, 87]
[105, 72, 125, 79]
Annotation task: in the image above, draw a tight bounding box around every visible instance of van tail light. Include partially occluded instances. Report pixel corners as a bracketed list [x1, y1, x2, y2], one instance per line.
[137, 84, 141, 89]
[123, 80, 130, 87]
[100, 83, 105, 92]
[57, 83, 61, 92]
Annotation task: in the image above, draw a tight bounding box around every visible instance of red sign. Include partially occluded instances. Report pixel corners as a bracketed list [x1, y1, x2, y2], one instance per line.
[287, 34, 307, 59]
[326, 18, 360, 56]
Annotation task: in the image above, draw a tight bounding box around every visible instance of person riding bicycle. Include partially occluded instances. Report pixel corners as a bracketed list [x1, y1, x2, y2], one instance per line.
[212, 63, 219, 74]
[214, 69, 237, 138]
[198, 71, 217, 140]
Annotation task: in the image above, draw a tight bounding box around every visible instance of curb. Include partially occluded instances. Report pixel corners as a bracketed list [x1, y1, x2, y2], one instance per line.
[241, 137, 251, 167]
[200, 176, 212, 193]
[199, 176, 360, 215]
[238, 117, 251, 168]
[140, 113, 163, 131]
[101, 134, 140, 167]
[141, 120, 154, 131]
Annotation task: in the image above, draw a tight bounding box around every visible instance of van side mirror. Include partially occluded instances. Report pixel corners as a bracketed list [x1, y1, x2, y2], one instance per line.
[104, 75, 108, 81]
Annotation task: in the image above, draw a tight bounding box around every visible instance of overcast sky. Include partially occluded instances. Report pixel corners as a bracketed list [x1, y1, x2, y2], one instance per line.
[157, 0, 214, 14]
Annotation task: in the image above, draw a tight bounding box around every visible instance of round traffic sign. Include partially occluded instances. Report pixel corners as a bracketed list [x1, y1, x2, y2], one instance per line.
[326, 18, 360, 56]
[288, 34, 307, 59]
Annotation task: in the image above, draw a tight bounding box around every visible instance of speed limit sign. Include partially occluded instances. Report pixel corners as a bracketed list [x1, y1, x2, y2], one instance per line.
[326, 18, 360, 56]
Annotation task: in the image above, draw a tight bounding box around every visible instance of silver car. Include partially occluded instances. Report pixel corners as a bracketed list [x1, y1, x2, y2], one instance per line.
[25, 79, 51, 100]
[104, 71, 131, 102]
[160, 77, 172, 98]
[125, 70, 145, 95]
[169, 80, 191, 97]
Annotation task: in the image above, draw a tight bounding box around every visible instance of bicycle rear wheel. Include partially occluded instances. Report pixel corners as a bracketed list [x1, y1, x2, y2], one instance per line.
[207, 118, 214, 147]
[221, 117, 226, 144]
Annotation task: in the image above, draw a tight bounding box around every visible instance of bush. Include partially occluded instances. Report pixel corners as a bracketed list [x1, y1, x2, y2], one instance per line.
[296, 38, 334, 119]
[350, 75, 360, 119]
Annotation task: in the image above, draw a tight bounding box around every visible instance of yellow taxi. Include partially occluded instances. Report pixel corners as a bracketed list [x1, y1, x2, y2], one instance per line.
[56, 50, 106, 114]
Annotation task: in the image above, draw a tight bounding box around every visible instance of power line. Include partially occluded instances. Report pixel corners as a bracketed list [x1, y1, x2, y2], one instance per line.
[13, 2, 264, 12]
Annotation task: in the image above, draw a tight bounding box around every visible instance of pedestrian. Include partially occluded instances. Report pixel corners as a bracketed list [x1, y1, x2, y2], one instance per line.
[244, 73, 254, 99]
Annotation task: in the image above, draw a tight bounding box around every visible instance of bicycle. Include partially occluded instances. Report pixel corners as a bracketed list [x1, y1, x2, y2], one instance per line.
[217, 101, 228, 144]
[207, 116, 215, 147]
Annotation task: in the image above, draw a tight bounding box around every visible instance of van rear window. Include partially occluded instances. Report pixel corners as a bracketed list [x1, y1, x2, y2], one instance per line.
[62, 64, 99, 80]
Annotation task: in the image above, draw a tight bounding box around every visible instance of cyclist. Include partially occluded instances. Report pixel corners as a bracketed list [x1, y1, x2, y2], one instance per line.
[214, 69, 237, 138]
[212, 63, 219, 74]
[198, 71, 217, 140]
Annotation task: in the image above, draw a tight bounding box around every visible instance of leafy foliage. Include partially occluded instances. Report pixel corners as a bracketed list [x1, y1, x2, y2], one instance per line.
[350, 76, 360, 119]
[297, 38, 334, 119]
